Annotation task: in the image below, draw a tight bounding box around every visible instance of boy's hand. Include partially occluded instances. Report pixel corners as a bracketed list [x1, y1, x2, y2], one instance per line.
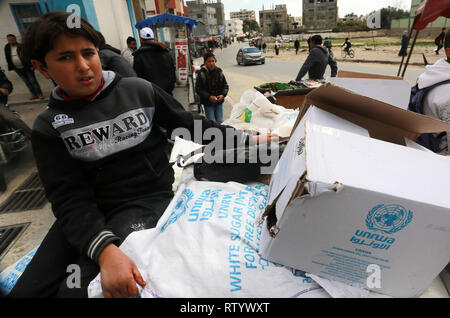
[209, 96, 218, 103]
[98, 244, 146, 298]
[0, 88, 9, 96]
[217, 95, 224, 102]
[251, 132, 279, 144]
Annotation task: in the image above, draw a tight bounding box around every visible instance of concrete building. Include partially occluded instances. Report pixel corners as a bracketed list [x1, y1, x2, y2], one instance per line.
[208, 0, 225, 28]
[144, 0, 188, 17]
[186, 0, 224, 35]
[303, 0, 338, 31]
[259, 4, 289, 36]
[289, 16, 303, 33]
[230, 9, 256, 21]
[0, 0, 144, 72]
[225, 19, 244, 38]
[390, 0, 449, 37]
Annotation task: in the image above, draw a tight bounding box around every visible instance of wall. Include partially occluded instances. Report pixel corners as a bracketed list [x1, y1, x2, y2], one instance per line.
[93, 0, 134, 51]
[0, 0, 43, 71]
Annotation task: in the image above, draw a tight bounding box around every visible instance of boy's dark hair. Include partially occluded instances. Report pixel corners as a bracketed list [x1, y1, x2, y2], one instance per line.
[127, 36, 136, 44]
[311, 35, 322, 45]
[203, 52, 216, 62]
[19, 11, 102, 66]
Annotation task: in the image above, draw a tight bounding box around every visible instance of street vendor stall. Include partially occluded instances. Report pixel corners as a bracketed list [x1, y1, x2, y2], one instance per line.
[397, 0, 450, 77]
[135, 13, 197, 86]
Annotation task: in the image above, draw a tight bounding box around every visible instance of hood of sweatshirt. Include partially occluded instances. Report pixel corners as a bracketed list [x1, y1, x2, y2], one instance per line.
[49, 71, 121, 109]
[132, 42, 169, 56]
[417, 58, 450, 89]
[314, 45, 329, 56]
[99, 44, 121, 55]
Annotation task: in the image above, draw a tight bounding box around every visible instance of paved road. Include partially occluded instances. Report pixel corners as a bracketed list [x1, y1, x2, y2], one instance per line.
[207, 42, 425, 119]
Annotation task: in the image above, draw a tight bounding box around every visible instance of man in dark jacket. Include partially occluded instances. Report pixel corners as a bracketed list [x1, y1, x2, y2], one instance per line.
[398, 31, 408, 57]
[195, 52, 229, 123]
[133, 27, 176, 95]
[97, 32, 137, 78]
[4, 34, 44, 100]
[435, 28, 446, 55]
[295, 35, 338, 81]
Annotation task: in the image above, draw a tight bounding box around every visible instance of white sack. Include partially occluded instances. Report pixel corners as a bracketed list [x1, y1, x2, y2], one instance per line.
[88, 180, 329, 298]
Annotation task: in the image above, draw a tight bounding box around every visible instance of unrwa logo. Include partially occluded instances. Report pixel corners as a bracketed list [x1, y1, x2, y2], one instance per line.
[366, 204, 413, 234]
[160, 189, 194, 232]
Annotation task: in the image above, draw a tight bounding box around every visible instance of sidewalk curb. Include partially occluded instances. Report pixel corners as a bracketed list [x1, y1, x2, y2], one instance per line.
[8, 98, 49, 107]
[334, 58, 425, 66]
[266, 55, 426, 66]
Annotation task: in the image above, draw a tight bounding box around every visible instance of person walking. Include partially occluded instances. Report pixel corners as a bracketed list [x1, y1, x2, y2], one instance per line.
[324, 37, 332, 54]
[262, 42, 267, 53]
[275, 40, 280, 56]
[195, 52, 228, 124]
[121, 36, 137, 66]
[295, 35, 338, 82]
[294, 39, 300, 55]
[435, 28, 446, 55]
[133, 27, 176, 95]
[97, 32, 136, 78]
[4, 34, 44, 100]
[398, 31, 408, 57]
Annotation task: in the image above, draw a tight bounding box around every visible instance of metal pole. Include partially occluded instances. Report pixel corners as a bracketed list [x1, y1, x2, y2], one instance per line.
[401, 16, 424, 78]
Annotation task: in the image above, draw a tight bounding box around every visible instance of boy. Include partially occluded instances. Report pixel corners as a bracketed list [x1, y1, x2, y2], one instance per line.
[9, 12, 274, 298]
[195, 52, 228, 124]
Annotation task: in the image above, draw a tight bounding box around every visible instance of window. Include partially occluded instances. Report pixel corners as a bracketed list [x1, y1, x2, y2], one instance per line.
[9, 2, 43, 35]
[243, 48, 259, 53]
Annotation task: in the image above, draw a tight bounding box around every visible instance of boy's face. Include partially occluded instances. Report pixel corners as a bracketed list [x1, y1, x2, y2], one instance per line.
[205, 56, 216, 71]
[7, 36, 17, 45]
[129, 40, 137, 50]
[32, 34, 103, 98]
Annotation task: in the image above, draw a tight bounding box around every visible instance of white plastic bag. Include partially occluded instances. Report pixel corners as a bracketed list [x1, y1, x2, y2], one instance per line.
[88, 180, 329, 298]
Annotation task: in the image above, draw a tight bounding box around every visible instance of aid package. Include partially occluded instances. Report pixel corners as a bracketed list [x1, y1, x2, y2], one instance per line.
[88, 179, 329, 298]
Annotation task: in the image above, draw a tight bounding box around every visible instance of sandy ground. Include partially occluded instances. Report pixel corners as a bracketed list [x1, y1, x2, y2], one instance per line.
[266, 37, 445, 65]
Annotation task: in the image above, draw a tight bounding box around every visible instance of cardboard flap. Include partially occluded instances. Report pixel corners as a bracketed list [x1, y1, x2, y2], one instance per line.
[302, 84, 450, 138]
[329, 78, 411, 110]
[337, 70, 403, 80]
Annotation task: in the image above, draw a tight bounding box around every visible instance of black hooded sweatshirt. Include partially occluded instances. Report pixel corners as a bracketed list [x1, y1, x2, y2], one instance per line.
[31, 71, 248, 263]
[295, 45, 338, 81]
[133, 42, 176, 94]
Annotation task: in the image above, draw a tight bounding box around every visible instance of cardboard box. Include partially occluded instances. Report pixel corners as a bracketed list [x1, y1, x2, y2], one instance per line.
[333, 70, 411, 110]
[260, 84, 450, 298]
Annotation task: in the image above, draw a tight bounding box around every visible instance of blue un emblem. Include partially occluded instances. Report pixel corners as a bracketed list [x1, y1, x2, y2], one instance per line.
[366, 204, 413, 234]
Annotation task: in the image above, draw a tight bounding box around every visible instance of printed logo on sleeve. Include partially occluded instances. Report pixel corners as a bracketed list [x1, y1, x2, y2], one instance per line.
[52, 114, 75, 129]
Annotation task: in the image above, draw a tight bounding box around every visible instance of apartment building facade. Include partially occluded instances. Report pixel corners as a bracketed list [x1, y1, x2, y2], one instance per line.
[303, 0, 338, 31]
[259, 4, 289, 36]
[230, 9, 256, 21]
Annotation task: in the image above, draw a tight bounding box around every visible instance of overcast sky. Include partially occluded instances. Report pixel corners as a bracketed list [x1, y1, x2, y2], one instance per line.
[221, 0, 412, 20]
